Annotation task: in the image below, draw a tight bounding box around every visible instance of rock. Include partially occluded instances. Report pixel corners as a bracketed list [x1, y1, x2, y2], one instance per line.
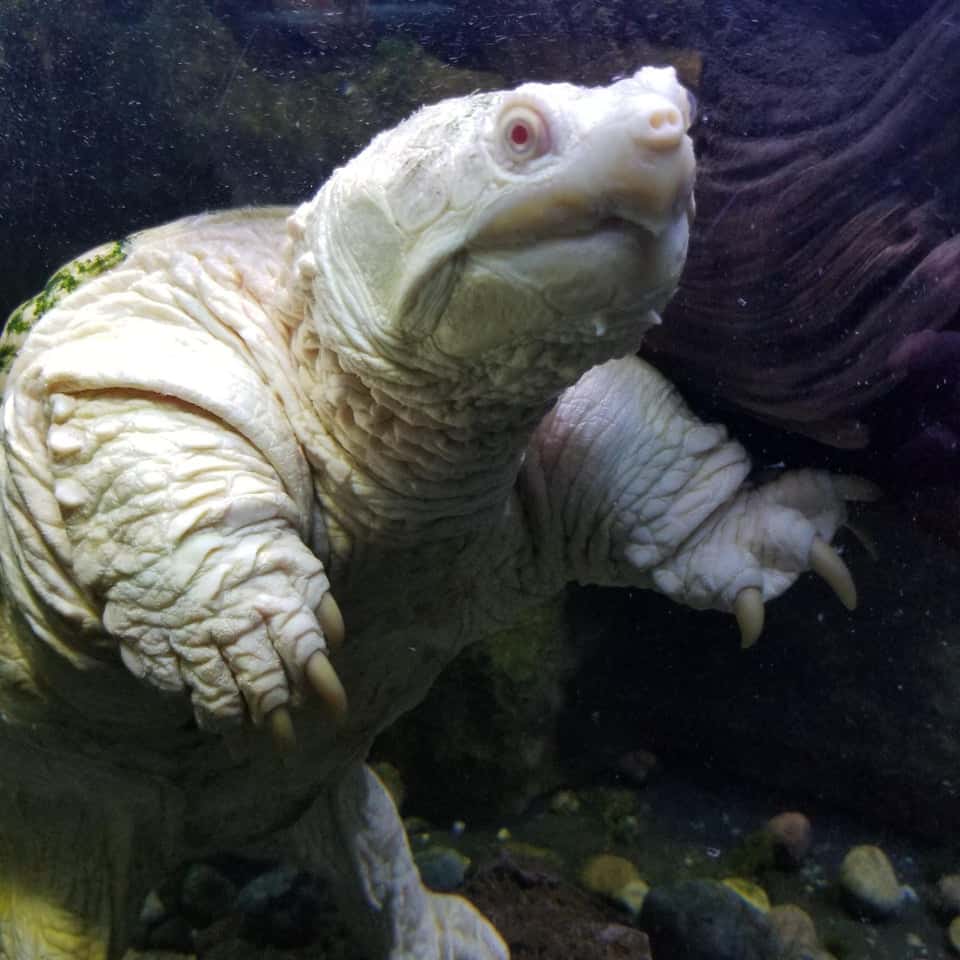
[904, 933, 927, 954]
[413, 846, 471, 893]
[548, 789, 582, 815]
[179, 862, 238, 927]
[234, 865, 330, 948]
[613, 878, 650, 917]
[838, 845, 910, 919]
[144, 914, 193, 953]
[721, 877, 770, 913]
[948, 915, 960, 953]
[580, 854, 649, 916]
[938, 874, 960, 915]
[580, 854, 641, 897]
[639, 879, 781, 960]
[595, 923, 653, 956]
[764, 811, 812, 867]
[768, 904, 819, 956]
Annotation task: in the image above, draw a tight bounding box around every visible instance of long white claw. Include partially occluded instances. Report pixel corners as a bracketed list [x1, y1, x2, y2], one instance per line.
[268, 705, 297, 753]
[809, 536, 857, 610]
[306, 651, 348, 723]
[318, 592, 345, 648]
[734, 586, 765, 649]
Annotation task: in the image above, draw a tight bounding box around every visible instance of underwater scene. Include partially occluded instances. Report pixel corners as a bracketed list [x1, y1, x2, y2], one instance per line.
[1, 0, 959, 958]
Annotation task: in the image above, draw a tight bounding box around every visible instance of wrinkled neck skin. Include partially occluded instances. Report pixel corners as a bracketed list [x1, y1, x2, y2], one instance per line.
[284, 187, 652, 564]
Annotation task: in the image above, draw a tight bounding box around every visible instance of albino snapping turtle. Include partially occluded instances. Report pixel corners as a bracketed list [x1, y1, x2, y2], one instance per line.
[0, 67, 866, 959]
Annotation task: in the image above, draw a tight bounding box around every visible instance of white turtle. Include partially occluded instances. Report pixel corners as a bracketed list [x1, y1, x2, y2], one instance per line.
[0, 66, 865, 959]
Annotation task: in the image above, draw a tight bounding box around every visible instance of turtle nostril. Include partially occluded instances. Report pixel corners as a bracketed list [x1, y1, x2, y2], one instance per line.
[635, 101, 685, 152]
[650, 108, 680, 131]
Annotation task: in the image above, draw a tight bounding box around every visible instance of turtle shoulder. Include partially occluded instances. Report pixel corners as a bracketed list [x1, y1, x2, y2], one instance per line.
[0, 238, 127, 392]
[1, 206, 298, 391]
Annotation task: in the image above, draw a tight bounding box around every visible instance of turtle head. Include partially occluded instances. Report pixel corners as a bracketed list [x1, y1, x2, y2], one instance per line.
[294, 66, 695, 401]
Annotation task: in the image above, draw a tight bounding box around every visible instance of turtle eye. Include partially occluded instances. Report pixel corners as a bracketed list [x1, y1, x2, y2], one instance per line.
[497, 104, 550, 162]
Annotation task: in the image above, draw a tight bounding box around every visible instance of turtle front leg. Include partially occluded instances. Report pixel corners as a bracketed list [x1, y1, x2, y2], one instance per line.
[5, 389, 347, 746]
[524, 355, 875, 644]
[289, 763, 509, 960]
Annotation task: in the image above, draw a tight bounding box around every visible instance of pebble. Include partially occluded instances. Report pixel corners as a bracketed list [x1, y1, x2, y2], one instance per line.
[234, 864, 329, 948]
[721, 877, 770, 913]
[639, 879, 781, 960]
[595, 923, 652, 956]
[549, 789, 581, 815]
[613, 878, 650, 917]
[580, 854, 650, 916]
[580, 854, 641, 897]
[414, 845, 471, 892]
[179, 861, 238, 927]
[949, 915, 960, 953]
[838, 844, 911, 919]
[404, 815, 433, 838]
[768, 904, 818, 955]
[764, 811, 812, 867]
[938, 874, 960, 915]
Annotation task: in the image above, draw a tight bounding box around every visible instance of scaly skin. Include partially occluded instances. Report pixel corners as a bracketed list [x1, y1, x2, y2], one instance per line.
[0, 68, 865, 958]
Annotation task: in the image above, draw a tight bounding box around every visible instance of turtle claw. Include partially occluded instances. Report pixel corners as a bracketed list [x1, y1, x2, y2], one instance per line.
[318, 592, 345, 648]
[306, 651, 348, 723]
[264, 653, 346, 754]
[809, 536, 857, 610]
[734, 586, 765, 649]
[268, 705, 297, 753]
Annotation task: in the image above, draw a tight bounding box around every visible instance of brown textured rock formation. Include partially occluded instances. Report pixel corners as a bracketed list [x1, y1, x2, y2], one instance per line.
[644, 0, 960, 455]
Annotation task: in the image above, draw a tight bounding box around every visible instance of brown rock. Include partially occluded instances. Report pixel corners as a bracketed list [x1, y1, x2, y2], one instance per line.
[764, 811, 812, 867]
[769, 904, 818, 955]
[938, 874, 960, 915]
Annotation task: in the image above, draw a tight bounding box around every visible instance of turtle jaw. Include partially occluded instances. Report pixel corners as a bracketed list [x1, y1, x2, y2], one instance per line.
[468, 157, 695, 253]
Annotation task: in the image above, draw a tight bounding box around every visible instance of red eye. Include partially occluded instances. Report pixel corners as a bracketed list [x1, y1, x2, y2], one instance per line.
[509, 121, 531, 147]
[497, 104, 549, 162]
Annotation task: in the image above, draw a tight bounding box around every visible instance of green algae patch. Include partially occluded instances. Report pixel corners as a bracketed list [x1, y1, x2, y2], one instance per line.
[0, 240, 127, 378]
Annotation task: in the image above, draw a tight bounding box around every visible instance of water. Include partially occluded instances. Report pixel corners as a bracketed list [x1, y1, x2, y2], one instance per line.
[0, 2, 958, 958]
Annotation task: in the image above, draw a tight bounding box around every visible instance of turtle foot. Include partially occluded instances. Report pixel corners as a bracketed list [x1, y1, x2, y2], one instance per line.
[646, 468, 875, 647]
